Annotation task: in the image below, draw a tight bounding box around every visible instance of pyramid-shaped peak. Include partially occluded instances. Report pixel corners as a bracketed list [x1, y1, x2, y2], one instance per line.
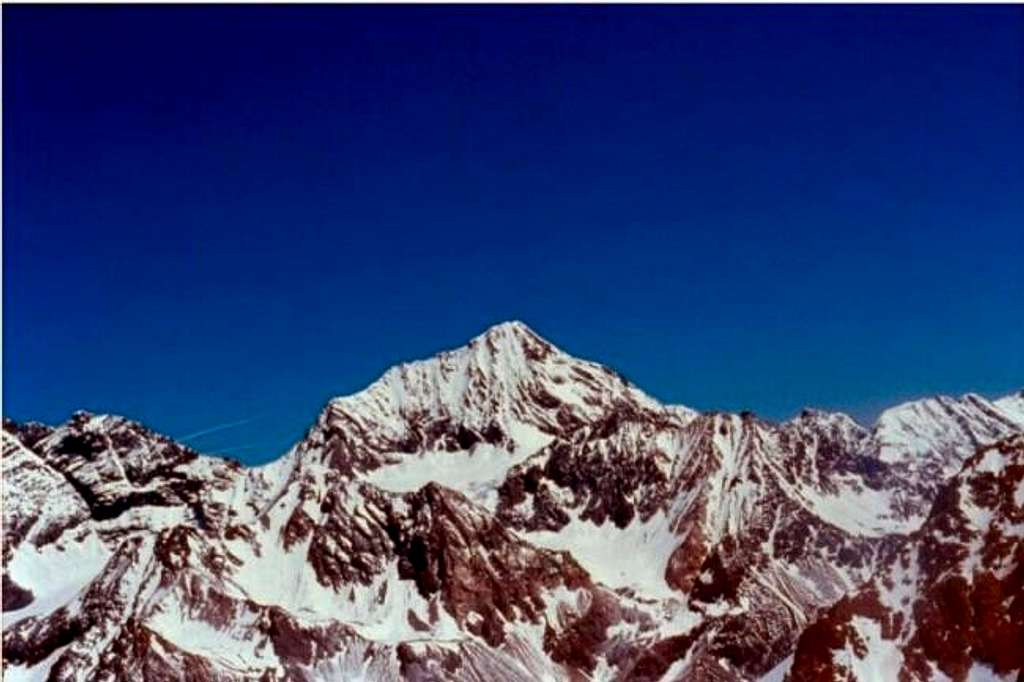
[482, 319, 534, 334]
[467, 320, 560, 361]
[315, 318, 671, 449]
[474, 320, 545, 343]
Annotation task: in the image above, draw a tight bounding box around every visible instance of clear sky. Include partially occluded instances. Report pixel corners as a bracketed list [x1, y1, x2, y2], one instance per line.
[4, 6, 1022, 464]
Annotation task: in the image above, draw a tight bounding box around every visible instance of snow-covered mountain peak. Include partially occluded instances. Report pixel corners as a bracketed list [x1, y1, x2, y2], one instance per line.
[873, 390, 1024, 469]
[3, 326, 1021, 682]
[466, 318, 554, 351]
[295, 322, 684, 482]
[994, 389, 1024, 422]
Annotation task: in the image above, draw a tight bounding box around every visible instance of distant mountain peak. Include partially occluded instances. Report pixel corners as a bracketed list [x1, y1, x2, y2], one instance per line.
[472, 318, 543, 340]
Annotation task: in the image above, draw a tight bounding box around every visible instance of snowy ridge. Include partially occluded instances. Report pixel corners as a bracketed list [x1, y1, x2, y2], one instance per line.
[317, 321, 678, 460]
[2, 321, 1021, 681]
[875, 392, 1024, 469]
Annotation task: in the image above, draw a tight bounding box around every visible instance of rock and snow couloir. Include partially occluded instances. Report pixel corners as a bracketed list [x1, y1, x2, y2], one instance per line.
[2, 321, 1021, 681]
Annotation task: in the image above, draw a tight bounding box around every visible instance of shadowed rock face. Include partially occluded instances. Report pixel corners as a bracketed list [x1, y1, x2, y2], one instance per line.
[2, 322, 1022, 681]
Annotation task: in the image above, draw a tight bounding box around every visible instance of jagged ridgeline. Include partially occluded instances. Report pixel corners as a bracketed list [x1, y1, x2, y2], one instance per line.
[3, 322, 1023, 681]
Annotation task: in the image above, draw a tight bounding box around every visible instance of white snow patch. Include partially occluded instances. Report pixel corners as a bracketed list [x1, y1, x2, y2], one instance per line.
[833, 616, 903, 680]
[798, 478, 912, 536]
[760, 655, 794, 682]
[993, 391, 1024, 425]
[965, 662, 1018, 681]
[659, 655, 693, 681]
[975, 449, 1007, 475]
[363, 421, 552, 509]
[526, 511, 680, 599]
[5, 532, 110, 625]
[364, 445, 532, 509]
[877, 555, 918, 612]
[341, 563, 463, 643]
[228, 529, 463, 645]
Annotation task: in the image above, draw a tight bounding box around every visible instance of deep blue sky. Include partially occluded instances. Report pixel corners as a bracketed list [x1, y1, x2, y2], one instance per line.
[4, 6, 1022, 464]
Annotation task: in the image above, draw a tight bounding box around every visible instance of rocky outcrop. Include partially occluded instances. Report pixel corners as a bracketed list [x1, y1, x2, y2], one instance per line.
[786, 434, 1024, 681]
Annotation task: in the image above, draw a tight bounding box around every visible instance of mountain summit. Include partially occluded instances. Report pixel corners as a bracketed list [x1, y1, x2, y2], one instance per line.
[3, 323, 1022, 681]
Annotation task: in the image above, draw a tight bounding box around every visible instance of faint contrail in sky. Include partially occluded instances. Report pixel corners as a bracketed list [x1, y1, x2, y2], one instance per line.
[208, 443, 269, 454]
[178, 417, 257, 441]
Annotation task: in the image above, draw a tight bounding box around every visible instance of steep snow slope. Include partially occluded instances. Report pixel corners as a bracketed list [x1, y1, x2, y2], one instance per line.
[874, 392, 1023, 472]
[994, 390, 1024, 423]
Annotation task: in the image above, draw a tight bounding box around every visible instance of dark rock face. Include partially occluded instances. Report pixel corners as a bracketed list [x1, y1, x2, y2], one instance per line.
[86, 620, 221, 682]
[2, 574, 34, 612]
[496, 413, 676, 533]
[2, 323, 1022, 681]
[3, 418, 54, 449]
[495, 404, 696, 543]
[3, 604, 88, 668]
[787, 434, 1024, 682]
[386, 483, 593, 649]
[305, 485, 394, 589]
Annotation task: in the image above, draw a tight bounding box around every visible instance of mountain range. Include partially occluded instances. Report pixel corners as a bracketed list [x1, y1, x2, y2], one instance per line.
[3, 321, 1022, 681]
